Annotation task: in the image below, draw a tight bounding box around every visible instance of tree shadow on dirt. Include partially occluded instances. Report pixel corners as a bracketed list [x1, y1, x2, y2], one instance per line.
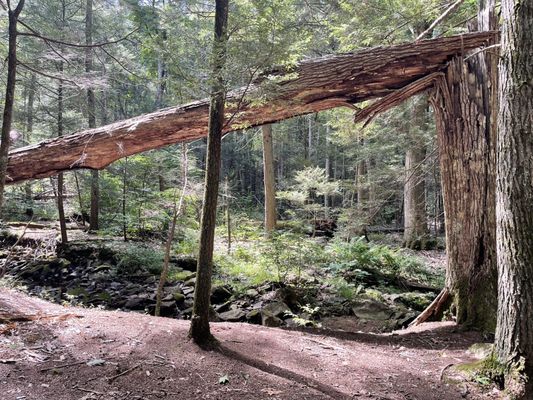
[216, 344, 352, 399]
[281, 323, 489, 351]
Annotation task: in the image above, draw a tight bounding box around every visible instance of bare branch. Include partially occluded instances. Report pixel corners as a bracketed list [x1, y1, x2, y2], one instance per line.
[17, 20, 139, 49]
[17, 61, 82, 88]
[416, 0, 466, 41]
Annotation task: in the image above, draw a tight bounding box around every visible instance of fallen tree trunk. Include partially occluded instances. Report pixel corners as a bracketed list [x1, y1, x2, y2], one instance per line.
[7, 32, 495, 184]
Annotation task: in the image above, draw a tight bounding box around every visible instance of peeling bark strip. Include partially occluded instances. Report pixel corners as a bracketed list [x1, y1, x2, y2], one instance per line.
[6, 32, 494, 184]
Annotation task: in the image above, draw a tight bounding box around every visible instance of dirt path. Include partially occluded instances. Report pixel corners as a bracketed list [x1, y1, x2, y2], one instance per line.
[0, 288, 502, 400]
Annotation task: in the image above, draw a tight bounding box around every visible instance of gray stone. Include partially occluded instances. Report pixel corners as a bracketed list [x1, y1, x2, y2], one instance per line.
[124, 294, 150, 310]
[262, 314, 282, 327]
[184, 277, 196, 287]
[218, 308, 246, 322]
[351, 299, 394, 321]
[245, 309, 261, 324]
[211, 285, 233, 304]
[262, 301, 291, 319]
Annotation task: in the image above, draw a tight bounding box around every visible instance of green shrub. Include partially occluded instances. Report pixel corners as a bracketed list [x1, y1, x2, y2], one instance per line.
[114, 246, 164, 275]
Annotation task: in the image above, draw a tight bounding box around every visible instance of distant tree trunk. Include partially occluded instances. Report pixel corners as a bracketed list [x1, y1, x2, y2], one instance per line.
[122, 158, 128, 241]
[73, 172, 85, 225]
[430, 0, 498, 332]
[324, 126, 331, 214]
[0, 0, 25, 219]
[86, 0, 99, 231]
[155, 57, 166, 109]
[404, 96, 429, 249]
[224, 176, 231, 254]
[189, 0, 229, 347]
[262, 124, 277, 235]
[57, 61, 68, 244]
[495, 0, 533, 395]
[24, 73, 36, 217]
[307, 115, 313, 162]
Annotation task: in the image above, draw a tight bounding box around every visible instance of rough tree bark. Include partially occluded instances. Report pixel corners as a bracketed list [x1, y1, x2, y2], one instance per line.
[86, 0, 99, 231]
[403, 95, 430, 249]
[262, 124, 277, 235]
[0, 0, 25, 218]
[429, 0, 498, 331]
[495, 0, 533, 396]
[189, 0, 229, 347]
[6, 32, 494, 184]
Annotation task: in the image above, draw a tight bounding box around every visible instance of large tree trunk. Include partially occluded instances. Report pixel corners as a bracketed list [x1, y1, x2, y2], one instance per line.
[6, 33, 494, 184]
[403, 96, 429, 249]
[189, 0, 229, 347]
[262, 124, 277, 235]
[495, 0, 533, 396]
[86, 0, 99, 231]
[429, 1, 498, 332]
[0, 0, 25, 218]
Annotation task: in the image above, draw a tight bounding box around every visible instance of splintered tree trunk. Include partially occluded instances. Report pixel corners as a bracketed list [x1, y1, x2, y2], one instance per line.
[495, 0, 533, 394]
[86, 0, 99, 231]
[403, 96, 429, 249]
[5, 33, 494, 184]
[189, 0, 229, 347]
[262, 124, 277, 235]
[0, 1, 25, 218]
[430, 0, 498, 332]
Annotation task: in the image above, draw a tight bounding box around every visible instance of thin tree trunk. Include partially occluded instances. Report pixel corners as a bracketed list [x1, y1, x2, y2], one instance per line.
[73, 171, 85, 225]
[262, 124, 277, 235]
[24, 73, 36, 217]
[189, 0, 229, 347]
[122, 158, 128, 241]
[324, 125, 330, 215]
[404, 96, 429, 249]
[307, 115, 313, 162]
[155, 144, 188, 317]
[224, 176, 231, 254]
[429, 0, 498, 332]
[0, 0, 25, 219]
[86, 0, 99, 231]
[57, 60, 68, 244]
[495, 0, 533, 395]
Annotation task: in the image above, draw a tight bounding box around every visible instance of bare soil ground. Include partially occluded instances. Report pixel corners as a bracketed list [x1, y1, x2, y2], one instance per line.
[0, 288, 504, 400]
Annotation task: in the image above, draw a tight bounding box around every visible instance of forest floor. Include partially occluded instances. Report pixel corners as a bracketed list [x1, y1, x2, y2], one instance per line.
[0, 287, 504, 400]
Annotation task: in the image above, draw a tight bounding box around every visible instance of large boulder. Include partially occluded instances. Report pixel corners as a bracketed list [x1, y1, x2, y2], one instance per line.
[218, 308, 246, 322]
[170, 255, 197, 272]
[124, 294, 151, 310]
[211, 285, 233, 304]
[351, 299, 395, 321]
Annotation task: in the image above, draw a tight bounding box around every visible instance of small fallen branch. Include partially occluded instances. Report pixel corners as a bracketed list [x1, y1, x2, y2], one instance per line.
[40, 360, 86, 372]
[409, 287, 450, 327]
[440, 363, 455, 381]
[72, 385, 104, 395]
[107, 363, 141, 383]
